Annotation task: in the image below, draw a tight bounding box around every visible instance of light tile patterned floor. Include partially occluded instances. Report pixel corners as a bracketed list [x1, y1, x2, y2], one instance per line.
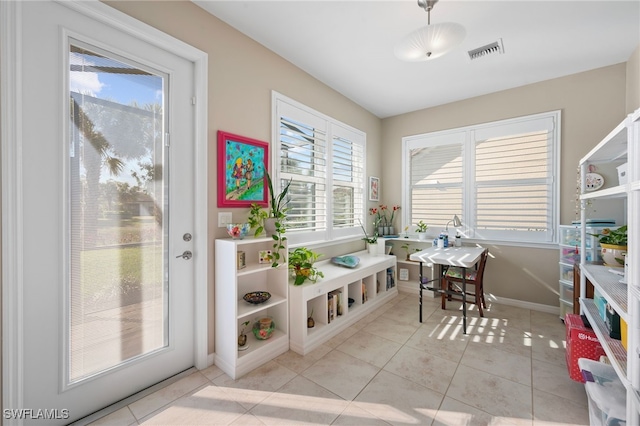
[86, 292, 589, 425]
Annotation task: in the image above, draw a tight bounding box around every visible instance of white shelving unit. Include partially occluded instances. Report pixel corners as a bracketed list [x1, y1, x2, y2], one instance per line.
[558, 224, 608, 319]
[578, 108, 640, 423]
[214, 237, 289, 379]
[288, 251, 398, 355]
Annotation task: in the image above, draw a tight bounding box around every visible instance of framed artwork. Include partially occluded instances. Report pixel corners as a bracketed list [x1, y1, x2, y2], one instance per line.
[369, 176, 380, 201]
[217, 131, 269, 208]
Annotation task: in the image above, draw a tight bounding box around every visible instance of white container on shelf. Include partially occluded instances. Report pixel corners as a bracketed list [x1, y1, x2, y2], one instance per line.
[617, 162, 628, 185]
[578, 359, 626, 426]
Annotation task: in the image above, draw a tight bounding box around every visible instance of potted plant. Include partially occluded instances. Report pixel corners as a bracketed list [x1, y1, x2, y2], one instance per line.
[307, 308, 315, 328]
[266, 173, 292, 268]
[359, 219, 379, 254]
[591, 225, 627, 267]
[400, 242, 412, 260]
[247, 172, 291, 267]
[289, 247, 324, 285]
[238, 320, 250, 348]
[416, 220, 428, 241]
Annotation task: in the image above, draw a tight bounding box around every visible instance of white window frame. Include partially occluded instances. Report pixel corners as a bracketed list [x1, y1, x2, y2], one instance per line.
[402, 111, 561, 247]
[272, 92, 366, 246]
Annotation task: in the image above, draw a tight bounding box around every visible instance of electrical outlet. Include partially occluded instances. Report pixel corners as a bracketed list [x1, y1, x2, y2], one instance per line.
[218, 212, 232, 227]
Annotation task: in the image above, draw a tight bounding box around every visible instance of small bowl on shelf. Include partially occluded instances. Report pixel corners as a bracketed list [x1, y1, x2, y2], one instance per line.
[243, 291, 271, 305]
[226, 223, 249, 239]
[252, 316, 275, 340]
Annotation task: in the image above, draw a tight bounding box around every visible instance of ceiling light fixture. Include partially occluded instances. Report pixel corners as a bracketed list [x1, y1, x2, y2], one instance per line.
[394, 0, 466, 62]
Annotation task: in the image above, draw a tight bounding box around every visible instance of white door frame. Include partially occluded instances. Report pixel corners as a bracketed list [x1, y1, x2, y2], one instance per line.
[1, 0, 209, 416]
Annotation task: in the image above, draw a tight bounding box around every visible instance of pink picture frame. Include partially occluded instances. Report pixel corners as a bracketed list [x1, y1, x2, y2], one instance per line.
[217, 131, 269, 208]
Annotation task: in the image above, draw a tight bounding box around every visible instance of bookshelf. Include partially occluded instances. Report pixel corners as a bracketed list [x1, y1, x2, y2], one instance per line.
[214, 237, 289, 379]
[288, 251, 397, 355]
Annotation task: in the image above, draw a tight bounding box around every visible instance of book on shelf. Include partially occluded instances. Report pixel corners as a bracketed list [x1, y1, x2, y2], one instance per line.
[362, 282, 368, 303]
[386, 268, 395, 289]
[327, 290, 342, 322]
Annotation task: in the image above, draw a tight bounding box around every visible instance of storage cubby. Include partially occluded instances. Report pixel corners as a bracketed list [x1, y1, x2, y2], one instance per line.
[215, 237, 289, 379]
[289, 251, 397, 355]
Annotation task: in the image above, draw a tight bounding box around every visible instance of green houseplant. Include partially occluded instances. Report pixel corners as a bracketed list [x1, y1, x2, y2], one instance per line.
[266, 173, 291, 268]
[415, 220, 428, 241]
[248, 202, 268, 237]
[289, 247, 324, 285]
[592, 225, 627, 246]
[591, 225, 627, 267]
[247, 172, 292, 268]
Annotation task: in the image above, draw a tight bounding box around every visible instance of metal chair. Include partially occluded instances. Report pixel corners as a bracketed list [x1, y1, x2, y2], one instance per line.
[441, 248, 489, 316]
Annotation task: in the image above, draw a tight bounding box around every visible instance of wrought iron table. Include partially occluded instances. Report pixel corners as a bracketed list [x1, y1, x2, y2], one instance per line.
[410, 246, 485, 334]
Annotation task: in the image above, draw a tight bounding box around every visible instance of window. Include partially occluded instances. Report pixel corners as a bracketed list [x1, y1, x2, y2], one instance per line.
[273, 93, 365, 245]
[402, 111, 560, 245]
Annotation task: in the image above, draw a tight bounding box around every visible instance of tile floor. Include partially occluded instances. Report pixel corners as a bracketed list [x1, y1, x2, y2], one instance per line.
[87, 292, 590, 425]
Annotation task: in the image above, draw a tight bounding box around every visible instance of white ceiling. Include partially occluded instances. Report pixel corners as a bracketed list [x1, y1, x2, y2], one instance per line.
[193, 1, 640, 118]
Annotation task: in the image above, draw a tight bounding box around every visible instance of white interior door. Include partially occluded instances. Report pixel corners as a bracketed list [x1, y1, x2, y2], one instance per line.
[1, 1, 207, 424]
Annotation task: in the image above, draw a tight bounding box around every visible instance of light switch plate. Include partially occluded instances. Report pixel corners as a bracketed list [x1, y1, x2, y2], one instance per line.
[218, 212, 232, 227]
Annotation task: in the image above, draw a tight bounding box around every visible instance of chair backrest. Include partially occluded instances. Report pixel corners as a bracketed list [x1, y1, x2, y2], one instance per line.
[474, 248, 489, 283]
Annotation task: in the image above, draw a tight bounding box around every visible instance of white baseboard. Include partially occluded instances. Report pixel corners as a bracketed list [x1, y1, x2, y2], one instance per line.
[398, 287, 560, 315]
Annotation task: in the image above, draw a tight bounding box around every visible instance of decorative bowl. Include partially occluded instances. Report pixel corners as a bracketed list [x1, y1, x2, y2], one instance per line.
[243, 291, 271, 305]
[226, 223, 250, 239]
[331, 255, 360, 268]
[252, 316, 275, 340]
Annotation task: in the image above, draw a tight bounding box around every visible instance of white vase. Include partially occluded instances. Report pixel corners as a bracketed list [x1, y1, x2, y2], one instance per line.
[264, 218, 277, 236]
[368, 242, 379, 255]
[417, 232, 427, 241]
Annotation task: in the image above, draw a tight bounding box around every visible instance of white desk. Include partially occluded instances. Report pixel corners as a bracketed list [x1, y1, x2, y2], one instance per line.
[410, 246, 485, 333]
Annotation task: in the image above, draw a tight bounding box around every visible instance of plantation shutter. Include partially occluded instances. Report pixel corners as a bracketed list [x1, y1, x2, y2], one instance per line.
[408, 132, 465, 230]
[278, 115, 327, 233]
[274, 93, 366, 244]
[331, 128, 365, 232]
[403, 111, 559, 244]
[473, 116, 556, 242]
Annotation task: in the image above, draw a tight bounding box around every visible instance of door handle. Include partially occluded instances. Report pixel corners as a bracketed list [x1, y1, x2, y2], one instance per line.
[176, 250, 193, 260]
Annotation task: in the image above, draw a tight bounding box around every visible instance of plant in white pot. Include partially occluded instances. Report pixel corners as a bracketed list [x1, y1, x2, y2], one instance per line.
[359, 219, 379, 254]
[416, 220, 428, 241]
[591, 225, 627, 267]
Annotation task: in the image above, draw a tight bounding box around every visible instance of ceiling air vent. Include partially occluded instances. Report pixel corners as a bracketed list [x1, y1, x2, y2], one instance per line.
[468, 38, 504, 60]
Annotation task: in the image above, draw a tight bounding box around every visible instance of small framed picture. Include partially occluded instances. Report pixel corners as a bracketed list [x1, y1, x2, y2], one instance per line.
[369, 176, 379, 201]
[399, 268, 409, 281]
[237, 251, 246, 270]
[258, 250, 273, 264]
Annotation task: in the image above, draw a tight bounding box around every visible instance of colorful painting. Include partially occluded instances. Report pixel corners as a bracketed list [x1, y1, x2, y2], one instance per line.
[217, 131, 269, 207]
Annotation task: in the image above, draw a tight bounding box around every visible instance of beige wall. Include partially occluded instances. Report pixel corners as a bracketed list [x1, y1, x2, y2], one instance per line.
[627, 44, 640, 113]
[381, 64, 629, 307]
[104, 1, 382, 354]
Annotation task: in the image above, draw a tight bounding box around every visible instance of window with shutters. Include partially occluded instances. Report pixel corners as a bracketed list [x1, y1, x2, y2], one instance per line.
[273, 93, 365, 245]
[402, 111, 560, 245]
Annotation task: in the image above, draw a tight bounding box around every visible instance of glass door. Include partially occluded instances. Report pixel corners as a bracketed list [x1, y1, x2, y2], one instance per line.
[68, 42, 169, 384]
